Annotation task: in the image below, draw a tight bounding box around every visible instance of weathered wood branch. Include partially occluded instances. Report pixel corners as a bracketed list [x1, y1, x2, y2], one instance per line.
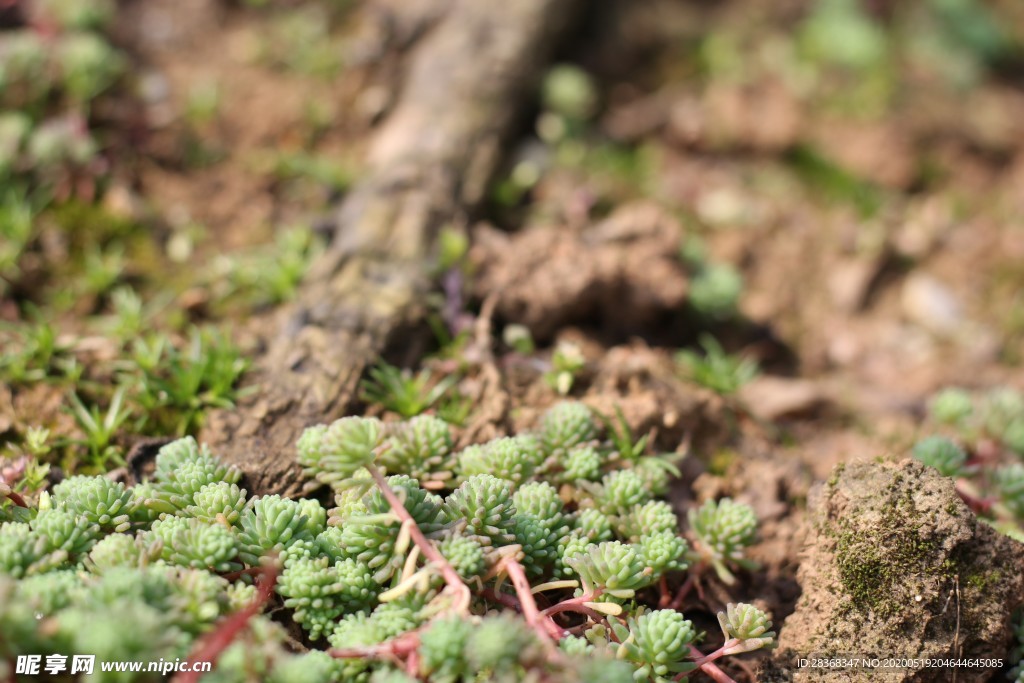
[200, 0, 579, 496]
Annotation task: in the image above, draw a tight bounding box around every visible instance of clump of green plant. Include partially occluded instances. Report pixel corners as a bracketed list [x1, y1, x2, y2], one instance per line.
[360, 360, 459, 419]
[679, 237, 744, 321]
[119, 327, 249, 436]
[197, 225, 325, 311]
[0, 322, 248, 477]
[1, 401, 769, 682]
[0, 316, 71, 385]
[544, 341, 585, 396]
[915, 386, 1024, 538]
[676, 335, 759, 396]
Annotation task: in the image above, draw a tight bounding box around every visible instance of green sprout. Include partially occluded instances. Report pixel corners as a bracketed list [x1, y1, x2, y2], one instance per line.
[360, 360, 458, 418]
[124, 327, 249, 435]
[612, 609, 697, 682]
[0, 317, 70, 385]
[544, 341, 585, 396]
[67, 386, 131, 468]
[928, 387, 974, 427]
[689, 263, 743, 320]
[676, 335, 759, 396]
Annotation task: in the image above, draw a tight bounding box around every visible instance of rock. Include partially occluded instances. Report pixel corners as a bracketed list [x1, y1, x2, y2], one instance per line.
[901, 273, 963, 336]
[470, 202, 688, 340]
[774, 459, 1024, 682]
[827, 259, 878, 313]
[739, 376, 829, 421]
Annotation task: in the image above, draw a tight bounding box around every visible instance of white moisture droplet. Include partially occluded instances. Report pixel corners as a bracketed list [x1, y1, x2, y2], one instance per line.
[914, 595, 923, 602]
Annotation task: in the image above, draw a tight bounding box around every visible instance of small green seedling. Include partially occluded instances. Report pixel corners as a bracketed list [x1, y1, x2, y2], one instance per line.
[676, 334, 759, 396]
[360, 361, 458, 418]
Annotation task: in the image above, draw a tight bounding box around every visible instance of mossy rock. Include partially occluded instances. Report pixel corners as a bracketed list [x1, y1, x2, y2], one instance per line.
[773, 459, 1024, 682]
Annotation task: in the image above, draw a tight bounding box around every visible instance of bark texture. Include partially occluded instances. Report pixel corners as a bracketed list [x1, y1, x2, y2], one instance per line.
[200, 0, 579, 496]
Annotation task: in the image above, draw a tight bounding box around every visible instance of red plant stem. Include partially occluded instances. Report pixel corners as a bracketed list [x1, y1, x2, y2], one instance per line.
[503, 556, 565, 642]
[481, 587, 523, 611]
[690, 641, 739, 668]
[675, 646, 737, 683]
[367, 464, 470, 606]
[220, 566, 264, 582]
[4, 491, 28, 508]
[659, 574, 671, 607]
[955, 486, 994, 515]
[669, 562, 706, 610]
[405, 648, 420, 677]
[171, 563, 278, 683]
[330, 630, 421, 660]
[540, 590, 602, 618]
[669, 575, 696, 610]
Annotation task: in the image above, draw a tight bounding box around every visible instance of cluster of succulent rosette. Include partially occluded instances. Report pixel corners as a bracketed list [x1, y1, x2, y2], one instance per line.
[1, 401, 772, 682]
[912, 387, 1024, 682]
[913, 387, 1024, 541]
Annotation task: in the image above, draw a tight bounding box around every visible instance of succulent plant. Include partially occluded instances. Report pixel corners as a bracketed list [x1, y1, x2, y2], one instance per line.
[0, 400, 769, 682]
[566, 540, 651, 599]
[378, 415, 455, 484]
[615, 609, 697, 682]
[575, 507, 614, 542]
[418, 614, 473, 682]
[593, 469, 653, 517]
[277, 556, 376, 640]
[561, 445, 604, 483]
[51, 475, 133, 533]
[237, 494, 313, 565]
[638, 530, 689, 576]
[442, 474, 518, 547]
[457, 435, 545, 488]
[717, 602, 776, 654]
[298, 417, 382, 488]
[912, 435, 968, 478]
[85, 531, 142, 572]
[997, 464, 1024, 518]
[687, 498, 758, 584]
[615, 499, 679, 543]
[540, 402, 598, 458]
[149, 516, 241, 572]
[184, 481, 248, 526]
[438, 533, 487, 580]
[929, 387, 974, 426]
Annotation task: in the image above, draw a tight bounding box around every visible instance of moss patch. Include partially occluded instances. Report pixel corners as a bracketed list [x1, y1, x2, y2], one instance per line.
[833, 503, 943, 619]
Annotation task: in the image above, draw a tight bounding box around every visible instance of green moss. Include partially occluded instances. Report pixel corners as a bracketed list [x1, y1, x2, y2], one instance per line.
[707, 449, 737, 476]
[48, 200, 140, 246]
[833, 496, 946, 620]
[826, 462, 846, 488]
[963, 568, 1000, 592]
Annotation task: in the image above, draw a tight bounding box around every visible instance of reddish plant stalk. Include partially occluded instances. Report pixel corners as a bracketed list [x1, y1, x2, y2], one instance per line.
[540, 590, 603, 618]
[366, 464, 470, 608]
[659, 574, 672, 608]
[669, 562, 706, 610]
[481, 587, 524, 611]
[220, 566, 265, 582]
[3, 491, 28, 508]
[503, 556, 565, 642]
[675, 645, 737, 683]
[171, 562, 278, 683]
[329, 630, 421, 660]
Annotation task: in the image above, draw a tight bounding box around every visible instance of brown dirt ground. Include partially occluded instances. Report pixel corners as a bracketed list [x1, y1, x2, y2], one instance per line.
[5, 0, 1024, 679]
